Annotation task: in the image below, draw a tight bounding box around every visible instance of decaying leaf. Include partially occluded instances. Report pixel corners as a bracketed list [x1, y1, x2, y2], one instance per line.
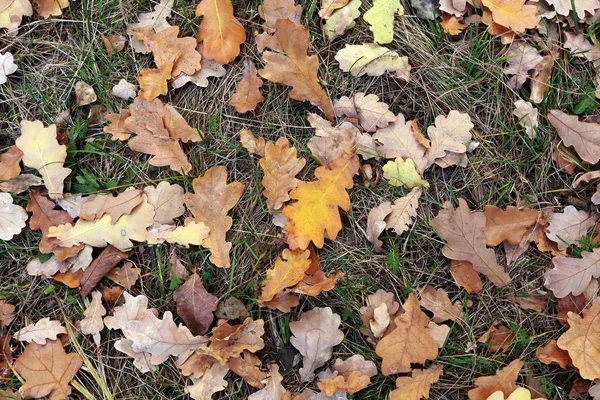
[513, 100, 538, 139]
[80, 189, 143, 223]
[290, 307, 344, 382]
[26, 245, 93, 277]
[503, 41, 544, 89]
[104, 292, 156, 332]
[335, 43, 410, 81]
[389, 364, 443, 400]
[112, 79, 137, 100]
[557, 303, 600, 380]
[184, 166, 245, 268]
[363, 0, 404, 44]
[478, 323, 515, 353]
[185, 362, 229, 399]
[0, 146, 23, 190]
[431, 199, 511, 287]
[546, 206, 597, 251]
[16, 120, 71, 199]
[418, 285, 463, 323]
[102, 35, 126, 56]
[15, 318, 67, 344]
[283, 156, 359, 250]
[317, 355, 377, 395]
[196, 0, 245, 64]
[74, 81, 97, 107]
[307, 113, 356, 167]
[80, 291, 106, 346]
[260, 249, 311, 303]
[467, 359, 523, 400]
[146, 221, 210, 247]
[545, 248, 600, 298]
[546, 0, 599, 18]
[382, 157, 429, 189]
[228, 350, 268, 389]
[375, 292, 438, 375]
[127, 0, 174, 53]
[230, 60, 265, 113]
[0, 192, 27, 241]
[440, 13, 468, 35]
[506, 293, 548, 311]
[536, 340, 574, 369]
[13, 339, 83, 400]
[323, 0, 361, 40]
[483, 205, 541, 246]
[259, 19, 334, 122]
[106, 262, 140, 289]
[80, 245, 130, 297]
[334, 93, 396, 132]
[548, 110, 600, 165]
[174, 273, 218, 335]
[215, 297, 249, 321]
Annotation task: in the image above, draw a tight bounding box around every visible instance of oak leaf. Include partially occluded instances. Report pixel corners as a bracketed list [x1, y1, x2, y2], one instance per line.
[26, 245, 93, 277]
[290, 262, 344, 297]
[168, 253, 191, 281]
[258, 19, 334, 122]
[481, 0, 539, 32]
[375, 292, 438, 375]
[417, 285, 463, 323]
[506, 293, 548, 311]
[478, 324, 515, 353]
[0, 192, 27, 240]
[290, 307, 344, 382]
[127, 0, 174, 53]
[215, 297, 249, 321]
[260, 137, 306, 210]
[177, 352, 218, 378]
[359, 289, 401, 338]
[545, 249, 600, 298]
[184, 165, 245, 268]
[450, 260, 483, 293]
[389, 364, 443, 400]
[137, 62, 172, 101]
[102, 34, 126, 56]
[174, 273, 218, 335]
[48, 196, 155, 251]
[171, 50, 227, 89]
[143, 182, 185, 225]
[248, 364, 290, 400]
[535, 340, 574, 369]
[546, 206, 597, 251]
[428, 321, 451, 348]
[557, 304, 600, 379]
[258, 0, 302, 32]
[112, 79, 137, 100]
[383, 158, 429, 189]
[186, 362, 229, 399]
[546, 0, 599, 18]
[106, 262, 140, 289]
[80, 291, 106, 346]
[104, 292, 156, 331]
[80, 189, 143, 223]
[363, 0, 404, 44]
[431, 199, 510, 287]
[374, 114, 427, 172]
[80, 245, 130, 297]
[240, 129, 266, 157]
[483, 205, 541, 246]
[323, 0, 361, 40]
[283, 155, 359, 250]
[425, 110, 474, 168]
[15, 318, 67, 344]
[228, 350, 269, 389]
[441, 13, 468, 35]
[195, 0, 245, 64]
[0, 333, 11, 383]
[114, 338, 153, 372]
[262, 292, 300, 313]
[13, 339, 83, 400]
[74, 81, 96, 107]
[260, 249, 311, 303]
[16, 120, 71, 199]
[334, 93, 396, 132]
[320, 0, 348, 18]
[307, 114, 356, 167]
[230, 60, 265, 113]
[467, 359, 523, 400]
[0, 301, 15, 327]
[366, 201, 393, 251]
[317, 355, 377, 395]
[0, 0, 32, 31]
[557, 294, 587, 327]
[146, 221, 210, 247]
[27, 190, 75, 257]
[335, 43, 410, 81]
[203, 317, 264, 363]
[0, 52, 17, 84]
[0, 146, 23, 190]
[513, 100, 538, 139]
[385, 186, 422, 235]
[548, 110, 600, 165]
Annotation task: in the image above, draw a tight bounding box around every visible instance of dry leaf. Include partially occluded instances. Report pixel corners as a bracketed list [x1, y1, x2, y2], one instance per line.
[431, 199, 510, 287]
[545, 249, 600, 298]
[290, 307, 344, 382]
[203, 317, 264, 363]
[323, 0, 362, 40]
[168, 253, 191, 281]
[425, 110, 474, 168]
[557, 304, 600, 380]
[548, 110, 600, 165]
[557, 293, 587, 327]
[106, 262, 140, 289]
[258, 0, 302, 32]
[418, 285, 463, 323]
[53, 270, 82, 288]
[80, 291, 106, 346]
[283, 156, 359, 250]
[546, 206, 597, 251]
[0, 146, 23, 189]
[289, 255, 345, 297]
[536, 340, 574, 369]
[259, 19, 334, 122]
[478, 324, 515, 353]
[551, 140, 578, 174]
[137, 63, 172, 99]
[334, 93, 396, 132]
[260, 249, 311, 303]
[171, 51, 227, 89]
[196, 0, 245, 64]
[376, 292, 438, 375]
[0, 333, 12, 383]
[112, 79, 137, 100]
[15, 318, 67, 344]
[373, 113, 427, 172]
[177, 352, 218, 378]
[13, 339, 83, 400]
[174, 273, 218, 335]
[320, 0, 349, 18]
[230, 59, 265, 113]
[450, 260, 483, 293]
[359, 289, 401, 338]
[228, 350, 269, 389]
[215, 297, 249, 320]
[467, 359, 523, 400]
[80, 246, 130, 297]
[0, 301, 15, 327]
[506, 293, 548, 311]
[503, 41, 543, 89]
[102, 35, 126, 55]
[262, 292, 300, 313]
[366, 201, 393, 251]
[530, 51, 557, 104]
[74, 81, 97, 107]
[482, 0, 539, 32]
[0, 0, 31, 31]
[16, 120, 71, 199]
[127, 0, 174, 53]
[0, 192, 27, 240]
[513, 100, 538, 139]
[317, 355, 377, 395]
[389, 364, 443, 400]
[363, 0, 404, 44]
[104, 292, 156, 331]
[80, 189, 142, 223]
[335, 43, 410, 81]
[185, 362, 229, 399]
[428, 321, 451, 348]
[240, 129, 266, 157]
[546, 0, 599, 18]
[483, 205, 541, 246]
[143, 182, 185, 225]
[382, 157, 429, 189]
[260, 137, 306, 210]
[248, 364, 290, 400]
[184, 165, 245, 268]
[307, 114, 356, 167]
[26, 245, 93, 277]
[441, 13, 468, 34]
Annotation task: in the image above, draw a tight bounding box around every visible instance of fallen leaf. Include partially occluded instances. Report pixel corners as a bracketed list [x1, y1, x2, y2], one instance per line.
[184, 165, 245, 268]
[557, 304, 600, 380]
[450, 260, 483, 293]
[467, 359, 523, 400]
[385, 186, 423, 237]
[258, 0, 302, 32]
[177, 352, 218, 378]
[506, 293, 548, 311]
[142, 182, 185, 225]
[557, 293, 587, 327]
[503, 41, 544, 90]
[229, 59, 265, 113]
[185, 362, 229, 399]
[52, 270, 82, 288]
[0, 192, 28, 240]
[544, 248, 600, 298]
[174, 273, 218, 335]
[127, 0, 174, 53]
[137, 61, 173, 101]
[100, 284, 123, 301]
[418, 285, 463, 323]
[258, 19, 334, 122]
[74, 81, 97, 107]
[102, 35, 126, 56]
[373, 114, 426, 172]
[359, 289, 401, 338]
[441, 13, 468, 35]
[262, 292, 300, 313]
[172, 50, 227, 88]
[530, 49, 557, 104]
[283, 155, 359, 250]
[16, 120, 71, 199]
[228, 350, 268, 389]
[27, 245, 93, 278]
[104, 292, 156, 331]
[0, 146, 23, 189]
[323, 0, 361, 40]
[307, 114, 356, 167]
[112, 79, 137, 100]
[260, 137, 306, 210]
[168, 253, 191, 281]
[147, 221, 210, 247]
[80, 246, 130, 297]
[483, 205, 541, 246]
[317, 355, 377, 395]
[0, 173, 42, 194]
[428, 321, 451, 348]
[215, 297, 249, 320]
[290, 261, 344, 297]
[382, 157, 429, 189]
[335, 43, 410, 81]
[513, 100, 538, 139]
[478, 324, 515, 353]
[334, 93, 396, 132]
[80, 189, 143, 223]
[240, 130, 266, 157]
[13, 339, 83, 400]
[0, 0, 31, 31]
[363, 0, 404, 44]
[376, 292, 438, 375]
[290, 307, 344, 382]
[15, 318, 67, 344]
[536, 340, 574, 369]
[48, 196, 155, 251]
[432, 199, 510, 287]
[80, 291, 106, 346]
[203, 317, 264, 362]
[248, 364, 290, 400]
[546, 206, 597, 251]
[425, 110, 474, 168]
[482, 0, 539, 32]
[196, 0, 245, 64]
[114, 338, 154, 372]
[0, 301, 15, 327]
[320, 0, 348, 18]
[260, 249, 311, 303]
[106, 262, 140, 289]
[389, 364, 443, 400]
[0, 333, 12, 383]
[546, 0, 599, 18]
[548, 110, 600, 165]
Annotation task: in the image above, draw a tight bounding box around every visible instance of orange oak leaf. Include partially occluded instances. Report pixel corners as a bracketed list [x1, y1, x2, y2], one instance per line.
[196, 0, 246, 64]
[375, 292, 438, 375]
[53, 270, 82, 288]
[262, 292, 300, 313]
[137, 61, 173, 101]
[34, 0, 69, 18]
[80, 246, 130, 297]
[258, 19, 334, 122]
[260, 248, 311, 303]
[431, 199, 511, 287]
[289, 258, 345, 297]
[481, 0, 539, 33]
[260, 137, 306, 210]
[536, 340, 574, 370]
[228, 350, 269, 389]
[0, 146, 23, 189]
[557, 304, 600, 380]
[467, 359, 523, 400]
[13, 339, 83, 400]
[229, 60, 265, 113]
[317, 355, 377, 395]
[239, 129, 266, 157]
[106, 262, 140, 289]
[80, 189, 143, 223]
[483, 205, 541, 246]
[506, 293, 548, 311]
[417, 285, 463, 323]
[389, 364, 443, 400]
[478, 323, 515, 353]
[203, 317, 264, 363]
[174, 272, 218, 335]
[183, 165, 245, 268]
[282, 155, 359, 250]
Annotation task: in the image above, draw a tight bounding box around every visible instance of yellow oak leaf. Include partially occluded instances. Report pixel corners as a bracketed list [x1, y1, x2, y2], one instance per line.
[0, 0, 32, 31]
[16, 120, 71, 200]
[196, 0, 246, 64]
[282, 155, 359, 250]
[363, 0, 404, 44]
[34, 0, 69, 18]
[481, 0, 539, 33]
[335, 43, 410, 81]
[260, 249, 311, 303]
[137, 61, 173, 101]
[147, 221, 210, 248]
[382, 158, 429, 189]
[48, 196, 155, 251]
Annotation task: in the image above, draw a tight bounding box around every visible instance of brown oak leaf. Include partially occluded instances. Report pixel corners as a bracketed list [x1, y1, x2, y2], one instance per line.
[196, 0, 246, 64]
[536, 340, 574, 370]
[417, 285, 463, 323]
[240, 130, 266, 157]
[545, 248, 600, 298]
[80, 189, 142, 223]
[548, 110, 600, 165]
[106, 262, 140, 289]
[477, 323, 515, 353]
[483, 205, 541, 246]
[228, 350, 269, 389]
[80, 246, 130, 297]
[229, 60, 265, 113]
[557, 304, 600, 380]
[467, 359, 523, 400]
[546, 206, 597, 251]
[174, 273, 218, 335]
[389, 364, 443, 400]
[317, 355, 377, 395]
[203, 317, 264, 363]
[143, 182, 185, 225]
